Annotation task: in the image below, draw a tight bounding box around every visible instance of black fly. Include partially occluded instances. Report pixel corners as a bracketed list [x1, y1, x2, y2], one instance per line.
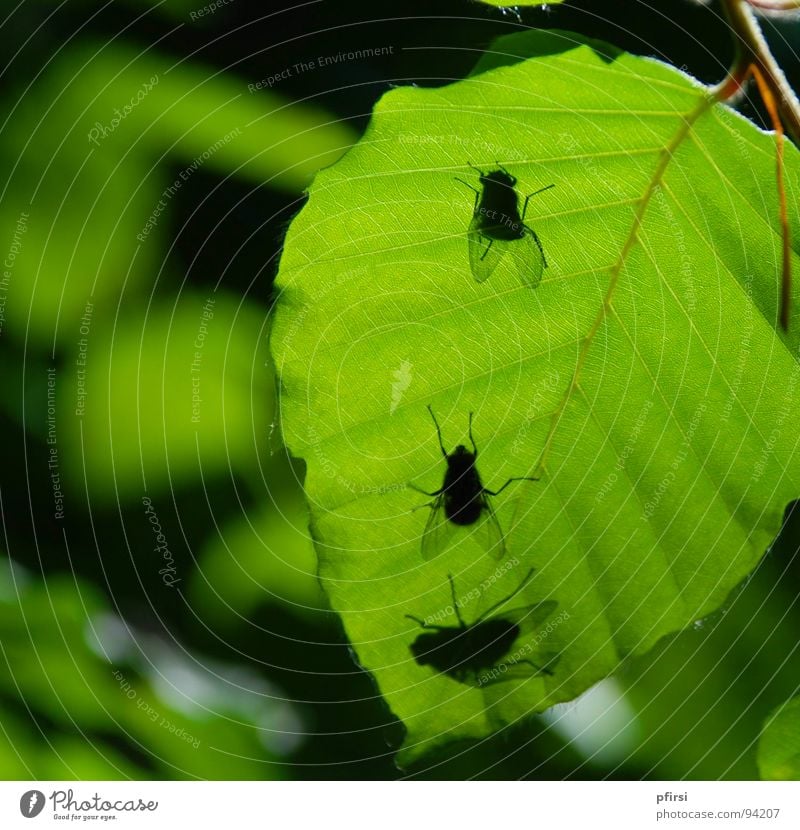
[456, 163, 554, 287]
[405, 567, 558, 685]
[413, 405, 538, 561]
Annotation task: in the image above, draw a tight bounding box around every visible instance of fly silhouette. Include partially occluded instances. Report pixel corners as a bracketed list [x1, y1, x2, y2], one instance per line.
[412, 405, 538, 561]
[406, 567, 558, 685]
[456, 163, 554, 287]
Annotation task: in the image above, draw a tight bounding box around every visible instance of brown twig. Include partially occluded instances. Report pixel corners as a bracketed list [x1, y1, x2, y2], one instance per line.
[751, 63, 792, 329]
[715, 0, 799, 329]
[716, 0, 800, 144]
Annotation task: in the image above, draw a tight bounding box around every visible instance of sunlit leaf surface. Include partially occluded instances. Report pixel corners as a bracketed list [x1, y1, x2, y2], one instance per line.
[271, 30, 800, 762]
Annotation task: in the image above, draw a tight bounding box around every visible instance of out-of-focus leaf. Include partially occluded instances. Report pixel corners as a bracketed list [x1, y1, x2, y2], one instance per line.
[0, 556, 288, 779]
[190, 466, 325, 621]
[758, 697, 800, 780]
[619, 549, 800, 779]
[0, 41, 354, 347]
[58, 290, 272, 500]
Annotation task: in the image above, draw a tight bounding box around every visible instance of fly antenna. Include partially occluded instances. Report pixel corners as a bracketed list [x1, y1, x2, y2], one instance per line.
[447, 573, 466, 627]
[475, 567, 537, 623]
[468, 411, 477, 455]
[427, 404, 448, 458]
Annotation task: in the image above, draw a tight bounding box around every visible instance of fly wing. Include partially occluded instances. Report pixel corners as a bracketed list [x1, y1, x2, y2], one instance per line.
[470, 600, 562, 686]
[477, 498, 506, 561]
[420, 496, 459, 561]
[467, 215, 505, 283]
[503, 599, 561, 673]
[504, 600, 559, 635]
[508, 225, 546, 289]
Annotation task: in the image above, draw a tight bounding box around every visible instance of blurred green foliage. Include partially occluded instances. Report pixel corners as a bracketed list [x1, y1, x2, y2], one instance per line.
[57, 289, 273, 499]
[759, 696, 800, 780]
[0, 42, 352, 347]
[0, 557, 284, 779]
[0, 25, 355, 779]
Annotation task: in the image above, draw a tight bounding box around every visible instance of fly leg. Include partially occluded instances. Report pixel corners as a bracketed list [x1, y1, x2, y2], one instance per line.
[454, 177, 480, 214]
[407, 482, 442, 509]
[483, 476, 539, 497]
[446, 573, 466, 628]
[515, 658, 554, 676]
[467, 411, 477, 455]
[521, 183, 555, 221]
[528, 227, 548, 268]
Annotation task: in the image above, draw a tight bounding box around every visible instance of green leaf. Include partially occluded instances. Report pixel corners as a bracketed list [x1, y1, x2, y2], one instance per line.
[758, 696, 800, 780]
[271, 30, 800, 763]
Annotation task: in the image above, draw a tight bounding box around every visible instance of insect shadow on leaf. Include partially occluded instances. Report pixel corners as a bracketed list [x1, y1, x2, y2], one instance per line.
[405, 567, 558, 686]
[410, 405, 538, 561]
[455, 162, 554, 287]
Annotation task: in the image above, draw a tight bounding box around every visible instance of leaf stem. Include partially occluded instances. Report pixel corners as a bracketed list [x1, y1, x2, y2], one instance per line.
[751, 63, 792, 329]
[536, 2, 798, 476]
[535, 93, 716, 478]
[716, 0, 796, 329]
[716, 0, 800, 144]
